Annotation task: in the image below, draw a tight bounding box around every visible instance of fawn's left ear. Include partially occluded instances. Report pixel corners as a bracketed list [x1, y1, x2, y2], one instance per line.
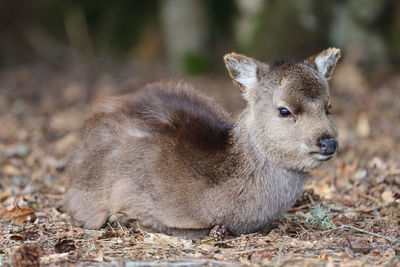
[305, 48, 341, 80]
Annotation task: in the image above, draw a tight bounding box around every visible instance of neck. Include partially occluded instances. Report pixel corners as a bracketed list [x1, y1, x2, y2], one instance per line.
[226, 108, 270, 176]
[197, 108, 308, 234]
[214, 109, 308, 231]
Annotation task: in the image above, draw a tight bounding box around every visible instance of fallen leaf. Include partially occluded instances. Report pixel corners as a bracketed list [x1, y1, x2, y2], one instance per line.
[318, 252, 328, 260]
[55, 239, 76, 253]
[1, 201, 36, 226]
[354, 169, 367, 180]
[96, 229, 124, 239]
[9, 234, 26, 241]
[0, 190, 11, 202]
[307, 183, 334, 200]
[383, 248, 396, 258]
[3, 165, 20, 176]
[356, 113, 370, 138]
[382, 191, 394, 203]
[342, 195, 355, 207]
[368, 157, 387, 171]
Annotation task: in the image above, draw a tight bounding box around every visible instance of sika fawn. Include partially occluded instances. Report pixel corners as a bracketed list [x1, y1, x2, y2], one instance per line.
[64, 48, 341, 238]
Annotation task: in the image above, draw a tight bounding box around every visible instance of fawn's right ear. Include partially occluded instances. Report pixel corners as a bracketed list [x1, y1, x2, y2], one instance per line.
[305, 48, 341, 80]
[224, 53, 269, 99]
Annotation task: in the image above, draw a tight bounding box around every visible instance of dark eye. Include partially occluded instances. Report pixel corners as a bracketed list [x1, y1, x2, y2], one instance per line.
[278, 107, 291, 117]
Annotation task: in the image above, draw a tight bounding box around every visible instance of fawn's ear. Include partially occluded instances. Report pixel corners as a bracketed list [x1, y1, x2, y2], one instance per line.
[224, 52, 269, 96]
[305, 48, 341, 80]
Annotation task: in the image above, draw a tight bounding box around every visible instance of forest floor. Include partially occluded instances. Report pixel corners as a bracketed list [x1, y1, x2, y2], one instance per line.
[0, 57, 399, 266]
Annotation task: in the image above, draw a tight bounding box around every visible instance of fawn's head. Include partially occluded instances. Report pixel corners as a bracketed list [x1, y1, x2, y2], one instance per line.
[224, 48, 341, 172]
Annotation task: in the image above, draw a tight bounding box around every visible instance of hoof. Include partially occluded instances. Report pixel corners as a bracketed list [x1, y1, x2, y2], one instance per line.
[209, 224, 230, 241]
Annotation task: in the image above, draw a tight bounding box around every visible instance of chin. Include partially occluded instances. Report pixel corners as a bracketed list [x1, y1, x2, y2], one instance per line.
[268, 150, 335, 173]
[305, 154, 336, 171]
[293, 156, 329, 173]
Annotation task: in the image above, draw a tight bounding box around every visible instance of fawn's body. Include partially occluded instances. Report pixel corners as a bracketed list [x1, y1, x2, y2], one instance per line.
[65, 48, 340, 238]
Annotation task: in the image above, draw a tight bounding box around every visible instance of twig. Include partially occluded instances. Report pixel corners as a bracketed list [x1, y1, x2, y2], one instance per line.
[342, 224, 399, 243]
[195, 238, 213, 247]
[318, 226, 343, 234]
[307, 194, 316, 206]
[320, 224, 400, 243]
[116, 221, 129, 236]
[361, 194, 382, 205]
[290, 203, 312, 211]
[107, 222, 116, 232]
[231, 247, 274, 254]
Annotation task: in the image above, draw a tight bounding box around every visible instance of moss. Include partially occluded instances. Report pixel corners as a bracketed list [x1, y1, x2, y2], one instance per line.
[306, 205, 336, 230]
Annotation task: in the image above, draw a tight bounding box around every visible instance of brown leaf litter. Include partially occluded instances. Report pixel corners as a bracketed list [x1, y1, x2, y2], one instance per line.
[0, 198, 36, 226]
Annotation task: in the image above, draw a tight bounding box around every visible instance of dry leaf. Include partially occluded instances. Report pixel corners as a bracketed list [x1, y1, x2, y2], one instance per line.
[381, 191, 394, 203]
[1, 202, 36, 226]
[318, 252, 328, 260]
[55, 239, 76, 253]
[354, 169, 367, 180]
[383, 248, 396, 258]
[96, 229, 124, 239]
[9, 234, 26, 241]
[368, 157, 387, 171]
[0, 190, 11, 202]
[306, 182, 334, 200]
[3, 164, 20, 176]
[356, 113, 370, 138]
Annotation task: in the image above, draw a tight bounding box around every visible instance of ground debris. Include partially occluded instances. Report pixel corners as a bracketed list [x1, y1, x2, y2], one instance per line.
[305, 205, 336, 230]
[1, 60, 400, 266]
[12, 244, 41, 267]
[0, 198, 36, 226]
[54, 238, 76, 253]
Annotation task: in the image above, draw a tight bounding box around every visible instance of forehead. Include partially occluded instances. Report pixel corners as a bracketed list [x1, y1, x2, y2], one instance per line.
[273, 62, 329, 110]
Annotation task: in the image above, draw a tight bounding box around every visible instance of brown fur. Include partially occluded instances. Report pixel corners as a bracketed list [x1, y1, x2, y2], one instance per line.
[64, 48, 341, 238]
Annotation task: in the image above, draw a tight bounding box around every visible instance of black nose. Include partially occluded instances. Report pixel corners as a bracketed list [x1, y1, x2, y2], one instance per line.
[318, 138, 338, 155]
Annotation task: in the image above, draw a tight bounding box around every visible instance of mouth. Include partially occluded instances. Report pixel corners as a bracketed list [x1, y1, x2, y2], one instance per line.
[312, 153, 334, 161]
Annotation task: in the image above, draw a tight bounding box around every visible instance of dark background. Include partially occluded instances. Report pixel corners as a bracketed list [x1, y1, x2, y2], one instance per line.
[1, 0, 400, 74]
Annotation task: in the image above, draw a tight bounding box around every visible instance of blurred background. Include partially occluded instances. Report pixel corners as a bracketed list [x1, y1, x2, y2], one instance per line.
[1, 0, 400, 73]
